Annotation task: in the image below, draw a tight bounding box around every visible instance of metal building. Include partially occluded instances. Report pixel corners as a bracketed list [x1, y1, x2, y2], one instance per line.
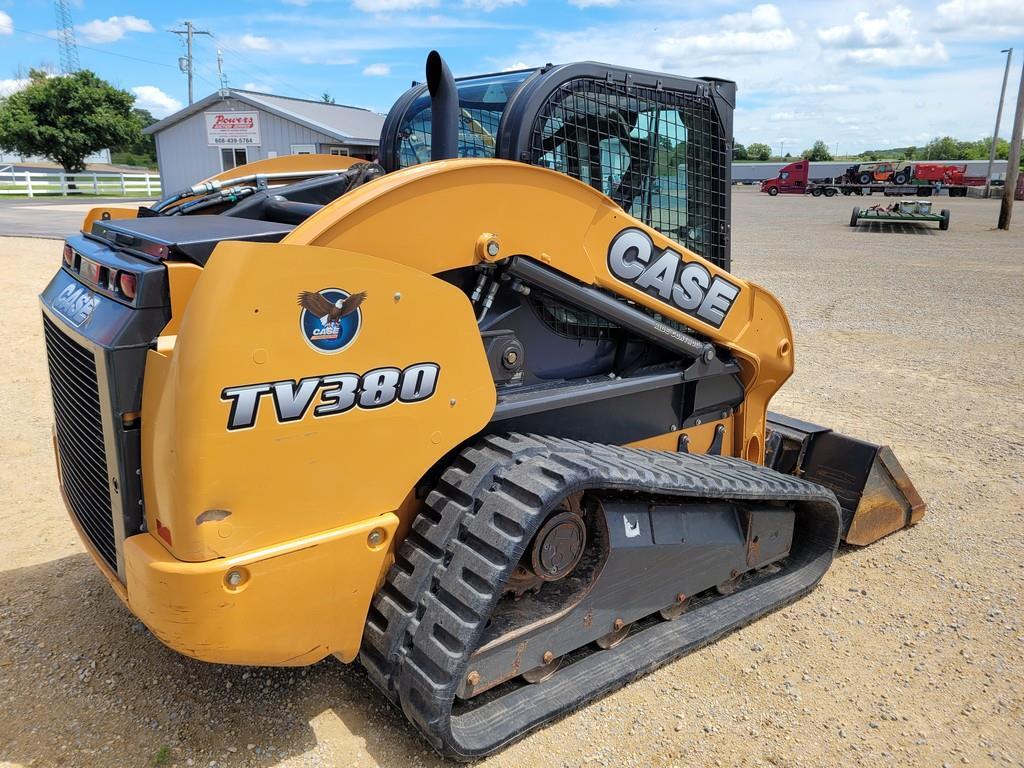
[144, 89, 385, 194]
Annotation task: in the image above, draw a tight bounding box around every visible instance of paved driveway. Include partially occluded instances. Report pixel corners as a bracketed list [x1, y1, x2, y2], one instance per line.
[0, 198, 152, 238]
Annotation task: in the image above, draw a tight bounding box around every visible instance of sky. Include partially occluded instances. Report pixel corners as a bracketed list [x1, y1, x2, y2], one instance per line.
[0, 0, 1022, 154]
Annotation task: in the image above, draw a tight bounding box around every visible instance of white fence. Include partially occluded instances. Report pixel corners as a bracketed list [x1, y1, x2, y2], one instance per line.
[0, 168, 161, 198]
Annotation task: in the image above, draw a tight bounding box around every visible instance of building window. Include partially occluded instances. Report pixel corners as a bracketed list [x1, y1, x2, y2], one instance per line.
[220, 147, 247, 170]
[290, 144, 315, 155]
[329, 147, 350, 156]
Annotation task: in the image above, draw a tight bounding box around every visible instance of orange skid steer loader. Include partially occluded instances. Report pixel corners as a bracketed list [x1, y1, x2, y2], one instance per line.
[39, 52, 924, 759]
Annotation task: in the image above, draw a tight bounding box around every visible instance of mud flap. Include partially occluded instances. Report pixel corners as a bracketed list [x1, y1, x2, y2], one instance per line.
[765, 412, 925, 546]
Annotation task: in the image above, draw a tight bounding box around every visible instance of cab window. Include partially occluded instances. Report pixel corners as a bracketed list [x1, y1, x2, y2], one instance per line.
[397, 71, 532, 168]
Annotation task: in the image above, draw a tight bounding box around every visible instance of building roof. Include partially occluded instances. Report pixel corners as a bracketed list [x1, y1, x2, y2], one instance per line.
[144, 89, 385, 145]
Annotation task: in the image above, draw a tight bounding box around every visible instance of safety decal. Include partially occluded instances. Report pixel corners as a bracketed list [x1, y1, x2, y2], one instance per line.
[221, 362, 440, 431]
[297, 288, 366, 354]
[606, 228, 739, 328]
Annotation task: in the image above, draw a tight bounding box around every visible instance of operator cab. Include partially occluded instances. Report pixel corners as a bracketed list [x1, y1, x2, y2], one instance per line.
[380, 63, 735, 270]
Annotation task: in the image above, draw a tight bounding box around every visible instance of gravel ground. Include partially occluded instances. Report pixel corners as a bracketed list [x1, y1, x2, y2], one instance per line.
[1, 188, 1022, 768]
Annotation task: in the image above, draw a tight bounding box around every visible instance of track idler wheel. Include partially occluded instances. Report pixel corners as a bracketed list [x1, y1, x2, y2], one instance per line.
[531, 509, 587, 581]
[658, 593, 690, 621]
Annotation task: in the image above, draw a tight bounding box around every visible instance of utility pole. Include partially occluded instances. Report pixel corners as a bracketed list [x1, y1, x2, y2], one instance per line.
[986, 49, 1013, 198]
[216, 49, 229, 97]
[780, 140, 784, 158]
[998, 57, 1024, 230]
[169, 21, 212, 105]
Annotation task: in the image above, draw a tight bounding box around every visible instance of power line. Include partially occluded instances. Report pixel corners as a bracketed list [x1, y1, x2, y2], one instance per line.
[210, 35, 322, 101]
[11, 26, 181, 69]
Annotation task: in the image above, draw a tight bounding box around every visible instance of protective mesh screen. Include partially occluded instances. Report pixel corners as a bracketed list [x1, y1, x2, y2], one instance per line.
[531, 291, 618, 340]
[528, 78, 728, 268]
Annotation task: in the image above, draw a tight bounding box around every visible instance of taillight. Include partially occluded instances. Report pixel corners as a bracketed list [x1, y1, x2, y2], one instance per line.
[62, 243, 74, 267]
[118, 271, 138, 300]
[80, 259, 100, 284]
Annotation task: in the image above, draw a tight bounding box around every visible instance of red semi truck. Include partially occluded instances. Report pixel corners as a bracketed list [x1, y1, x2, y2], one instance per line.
[760, 160, 988, 197]
[759, 160, 813, 195]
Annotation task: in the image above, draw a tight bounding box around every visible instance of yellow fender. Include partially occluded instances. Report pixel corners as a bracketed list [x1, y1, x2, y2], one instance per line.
[288, 158, 795, 462]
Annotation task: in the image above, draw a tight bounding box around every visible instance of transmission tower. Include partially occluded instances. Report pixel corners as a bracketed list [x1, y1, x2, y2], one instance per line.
[54, 0, 81, 73]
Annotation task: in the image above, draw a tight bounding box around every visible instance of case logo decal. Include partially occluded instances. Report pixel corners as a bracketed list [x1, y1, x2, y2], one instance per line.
[607, 228, 739, 328]
[52, 283, 100, 327]
[221, 363, 440, 431]
[297, 288, 366, 354]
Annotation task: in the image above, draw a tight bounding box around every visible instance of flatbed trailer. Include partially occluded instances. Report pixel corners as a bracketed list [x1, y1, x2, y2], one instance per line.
[808, 182, 936, 197]
[850, 204, 950, 230]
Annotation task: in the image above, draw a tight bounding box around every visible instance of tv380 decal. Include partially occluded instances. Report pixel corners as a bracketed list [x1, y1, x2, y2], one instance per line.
[221, 363, 440, 431]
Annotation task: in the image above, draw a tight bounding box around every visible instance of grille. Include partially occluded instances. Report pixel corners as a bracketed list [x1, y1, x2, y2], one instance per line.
[527, 78, 729, 268]
[532, 291, 618, 340]
[533, 289, 695, 342]
[42, 314, 117, 572]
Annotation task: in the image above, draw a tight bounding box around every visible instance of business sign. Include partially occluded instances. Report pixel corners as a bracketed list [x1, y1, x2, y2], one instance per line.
[205, 111, 261, 147]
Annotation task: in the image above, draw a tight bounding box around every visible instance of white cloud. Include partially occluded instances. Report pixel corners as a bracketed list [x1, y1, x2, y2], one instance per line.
[240, 33, 273, 51]
[786, 83, 851, 95]
[0, 78, 28, 97]
[839, 41, 948, 67]
[503, 60, 529, 71]
[769, 111, 818, 122]
[818, 7, 912, 48]
[131, 86, 183, 118]
[934, 0, 1024, 34]
[362, 63, 391, 76]
[464, 0, 525, 9]
[721, 4, 784, 32]
[282, 0, 310, 5]
[817, 7, 947, 68]
[352, 0, 439, 11]
[78, 15, 153, 44]
[0, 11, 12, 35]
[242, 82, 275, 92]
[654, 27, 795, 59]
[569, 0, 619, 7]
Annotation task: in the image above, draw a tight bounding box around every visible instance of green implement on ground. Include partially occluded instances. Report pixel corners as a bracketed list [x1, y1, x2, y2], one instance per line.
[850, 203, 951, 230]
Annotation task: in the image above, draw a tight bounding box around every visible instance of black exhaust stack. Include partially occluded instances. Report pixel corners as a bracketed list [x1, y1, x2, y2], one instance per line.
[426, 50, 458, 161]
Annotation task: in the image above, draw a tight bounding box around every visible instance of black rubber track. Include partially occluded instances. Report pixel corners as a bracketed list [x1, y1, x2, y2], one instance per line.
[360, 433, 841, 760]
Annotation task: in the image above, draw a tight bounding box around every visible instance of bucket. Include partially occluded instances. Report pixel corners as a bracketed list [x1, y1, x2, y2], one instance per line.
[898, 200, 916, 213]
[916, 200, 932, 214]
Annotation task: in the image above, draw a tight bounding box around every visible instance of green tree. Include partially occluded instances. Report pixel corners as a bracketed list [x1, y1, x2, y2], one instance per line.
[0, 69, 141, 173]
[801, 139, 833, 161]
[904, 146, 916, 159]
[111, 107, 158, 167]
[321, 91, 336, 104]
[746, 142, 772, 161]
[922, 136, 959, 161]
[733, 142, 748, 160]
